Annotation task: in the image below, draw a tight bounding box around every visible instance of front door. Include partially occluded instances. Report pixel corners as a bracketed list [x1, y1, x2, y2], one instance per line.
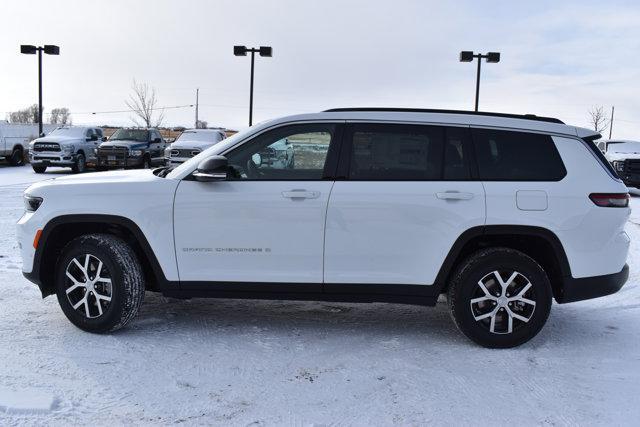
[173, 122, 342, 285]
[323, 123, 486, 289]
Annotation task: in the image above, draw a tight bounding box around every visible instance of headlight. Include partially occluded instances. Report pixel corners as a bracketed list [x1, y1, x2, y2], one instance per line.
[24, 195, 43, 212]
[93, 148, 98, 155]
[62, 144, 74, 153]
[164, 147, 171, 157]
[129, 149, 143, 156]
[613, 161, 625, 172]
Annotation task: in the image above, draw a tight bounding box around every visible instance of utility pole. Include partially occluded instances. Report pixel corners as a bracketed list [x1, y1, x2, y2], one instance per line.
[609, 106, 615, 139]
[195, 88, 199, 128]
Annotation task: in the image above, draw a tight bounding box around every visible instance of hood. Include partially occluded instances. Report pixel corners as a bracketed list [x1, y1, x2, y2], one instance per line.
[33, 135, 81, 144]
[100, 140, 148, 148]
[606, 151, 640, 162]
[26, 169, 159, 193]
[169, 139, 219, 150]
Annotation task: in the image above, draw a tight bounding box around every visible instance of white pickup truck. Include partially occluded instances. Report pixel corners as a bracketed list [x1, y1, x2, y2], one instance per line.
[0, 121, 55, 166]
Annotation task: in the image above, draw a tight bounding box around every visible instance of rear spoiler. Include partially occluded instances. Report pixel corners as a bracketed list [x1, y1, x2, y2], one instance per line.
[576, 126, 602, 141]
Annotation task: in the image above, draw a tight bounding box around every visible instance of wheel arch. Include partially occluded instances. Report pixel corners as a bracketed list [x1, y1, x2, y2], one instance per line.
[32, 214, 169, 297]
[434, 225, 571, 301]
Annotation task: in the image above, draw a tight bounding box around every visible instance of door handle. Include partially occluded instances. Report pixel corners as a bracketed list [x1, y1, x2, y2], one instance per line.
[436, 191, 474, 200]
[282, 189, 320, 199]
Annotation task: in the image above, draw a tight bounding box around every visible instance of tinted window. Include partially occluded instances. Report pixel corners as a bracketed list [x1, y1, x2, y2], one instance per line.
[472, 129, 566, 181]
[226, 124, 335, 180]
[443, 127, 471, 180]
[95, 128, 103, 137]
[348, 124, 444, 180]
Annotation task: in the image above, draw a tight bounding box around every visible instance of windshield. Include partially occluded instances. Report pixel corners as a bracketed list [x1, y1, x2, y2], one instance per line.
[166, 127, 255, 179]
[176, 130, 222, 142]
[110, 129, 149, 142]
[48, 127, 86, 137]
[608, 141, 640, 153]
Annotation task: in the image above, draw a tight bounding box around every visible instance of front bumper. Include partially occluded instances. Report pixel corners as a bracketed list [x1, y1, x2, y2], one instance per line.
[557, 264, 629, 303]
[30, 152, 77, 167]
[97, 155, 144, 169]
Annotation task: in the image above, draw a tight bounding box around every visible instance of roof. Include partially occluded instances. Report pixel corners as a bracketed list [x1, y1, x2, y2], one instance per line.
[324, 108, 564, 124]
[248, 109, 597, 139]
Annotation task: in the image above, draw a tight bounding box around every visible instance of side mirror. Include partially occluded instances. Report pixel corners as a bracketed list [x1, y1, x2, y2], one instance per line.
[101, 136, 108, 142]
[193, 155, 228, 182]
[88, 134, 98, 141]
[153, 137, 162, 144]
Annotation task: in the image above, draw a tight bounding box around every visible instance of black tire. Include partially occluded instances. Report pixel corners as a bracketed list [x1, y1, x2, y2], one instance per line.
[55, 234, 145, 333]
[9, 147, 24, 166]
[447, 247, 552, 348]
[72, 153, 86, 173]
[141, 155, 151, 169]
[32, 165, 47, 174]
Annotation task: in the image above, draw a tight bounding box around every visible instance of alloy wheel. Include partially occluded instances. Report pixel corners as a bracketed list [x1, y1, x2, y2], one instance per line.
[469, 270, 537, 334]
[64, 254, 113, 318]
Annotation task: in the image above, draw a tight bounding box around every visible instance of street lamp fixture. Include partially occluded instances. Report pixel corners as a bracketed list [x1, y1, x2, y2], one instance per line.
[20, 44, 60, 136]
[234, 45, 273, 125]
[459, 51, 500, 111]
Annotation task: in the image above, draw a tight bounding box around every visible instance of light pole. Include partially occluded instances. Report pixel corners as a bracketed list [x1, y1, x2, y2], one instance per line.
[20, 44, 60, 136]
[459, 51, 500, 111]
[234, 45, 272, 126]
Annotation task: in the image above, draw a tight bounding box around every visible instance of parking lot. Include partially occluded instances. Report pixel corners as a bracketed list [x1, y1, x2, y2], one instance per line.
[0, 164, 639, 425]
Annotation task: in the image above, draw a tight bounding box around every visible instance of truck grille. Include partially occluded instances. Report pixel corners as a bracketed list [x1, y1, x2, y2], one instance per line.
[170, 148, 200, 158]
[98, 146, 128, 156]
[33, 143, 61, 152]
[625, 159, 640, 174]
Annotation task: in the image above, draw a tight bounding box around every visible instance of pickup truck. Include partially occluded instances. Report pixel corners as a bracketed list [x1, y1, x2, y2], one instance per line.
[29, 126, 105, 173]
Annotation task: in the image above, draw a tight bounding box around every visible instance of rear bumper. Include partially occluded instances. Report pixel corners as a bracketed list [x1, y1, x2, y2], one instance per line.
[557, 264, 629, 303]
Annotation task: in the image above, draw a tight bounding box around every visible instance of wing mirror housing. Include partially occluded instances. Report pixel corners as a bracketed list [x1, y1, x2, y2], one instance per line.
[193, 155, 228, 182]
[88, 134, 98, 141]
[101, 136, 108, 142]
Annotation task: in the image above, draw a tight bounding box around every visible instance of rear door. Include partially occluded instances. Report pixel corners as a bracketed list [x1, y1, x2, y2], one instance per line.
[323, 122, 486, 290]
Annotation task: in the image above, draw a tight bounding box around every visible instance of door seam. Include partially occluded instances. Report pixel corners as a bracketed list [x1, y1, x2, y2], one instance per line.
[321, 181, 336, 291]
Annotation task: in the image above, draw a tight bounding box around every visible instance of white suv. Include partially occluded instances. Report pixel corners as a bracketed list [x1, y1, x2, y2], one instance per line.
[17, 109, 630, 348]
[164, 129, 226, 166]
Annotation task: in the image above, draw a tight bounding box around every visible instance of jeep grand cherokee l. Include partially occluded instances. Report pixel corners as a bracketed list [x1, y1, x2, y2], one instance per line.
[17, 108, 630, 348]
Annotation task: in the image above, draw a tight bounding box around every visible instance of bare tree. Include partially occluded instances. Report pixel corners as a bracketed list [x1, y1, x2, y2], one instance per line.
[49, 107, 71, 125]
[8, 104, 41, 124]
[196, 119, 208, 129]
[125, 79, 165, 127]
[588, 105, 610, 134]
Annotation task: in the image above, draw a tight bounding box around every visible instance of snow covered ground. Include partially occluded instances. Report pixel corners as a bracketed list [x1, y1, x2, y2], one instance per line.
[1, 164, 639, 426]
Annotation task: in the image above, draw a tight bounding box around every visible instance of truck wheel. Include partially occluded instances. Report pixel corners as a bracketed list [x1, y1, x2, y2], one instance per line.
[8, 147, 24, 166]
[32, 165, 47, 174]
[55, 234, 145, 333]
[72, 153, 86, 173]
[142, 155, 151, 169]
[447, 247, 552, 348]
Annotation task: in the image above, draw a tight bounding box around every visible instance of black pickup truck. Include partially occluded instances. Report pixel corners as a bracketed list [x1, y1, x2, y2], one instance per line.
[97, 128, 166, 169]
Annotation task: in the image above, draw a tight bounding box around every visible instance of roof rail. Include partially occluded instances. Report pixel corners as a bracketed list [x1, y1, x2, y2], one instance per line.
[322, 108, 565, 124]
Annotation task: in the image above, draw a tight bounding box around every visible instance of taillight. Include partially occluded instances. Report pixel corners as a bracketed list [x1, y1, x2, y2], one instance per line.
[589, 193, 630, 208]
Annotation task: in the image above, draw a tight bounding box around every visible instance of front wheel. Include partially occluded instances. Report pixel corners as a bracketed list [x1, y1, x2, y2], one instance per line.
[72, 153, 86, 173]
[447, 247, 552, 348]
[55, 234, 145, 333]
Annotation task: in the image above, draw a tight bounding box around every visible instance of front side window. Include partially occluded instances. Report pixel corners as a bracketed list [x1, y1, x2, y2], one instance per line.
[472, 129, 566, 181]
[226, 124, 336, 180]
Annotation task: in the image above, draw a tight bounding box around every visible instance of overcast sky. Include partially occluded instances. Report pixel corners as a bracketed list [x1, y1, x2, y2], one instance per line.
[1, 0, 639, 137]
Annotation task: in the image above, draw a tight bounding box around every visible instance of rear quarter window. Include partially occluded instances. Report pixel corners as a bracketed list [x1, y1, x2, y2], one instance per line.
[472, 128, 566, 181]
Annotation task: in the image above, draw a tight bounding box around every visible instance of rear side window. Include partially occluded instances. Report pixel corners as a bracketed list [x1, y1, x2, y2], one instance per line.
[472, 129, 566, 181]
[348, 124, 444, 180]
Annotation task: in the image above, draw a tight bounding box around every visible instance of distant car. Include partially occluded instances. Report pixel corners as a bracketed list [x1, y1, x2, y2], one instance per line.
[29, 126, 104, 173]
[0, 120, 56, 166]
[97, 128, 166, 169]
[164, 129, 225, 166]
[603, 139, 640, 188]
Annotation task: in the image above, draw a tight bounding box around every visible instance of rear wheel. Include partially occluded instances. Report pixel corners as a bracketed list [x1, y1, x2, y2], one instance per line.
[32, 165, 47, 173]
[447, 247, 552, 348]
[55, 234, 145, 333]
[9, 147, 24, 166]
